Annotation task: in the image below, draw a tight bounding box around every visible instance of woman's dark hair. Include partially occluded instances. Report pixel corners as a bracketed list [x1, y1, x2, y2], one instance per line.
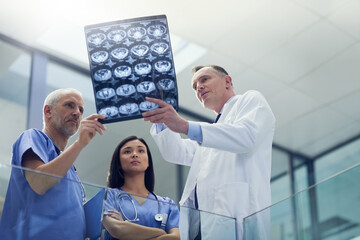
[107, 135, 155, 192]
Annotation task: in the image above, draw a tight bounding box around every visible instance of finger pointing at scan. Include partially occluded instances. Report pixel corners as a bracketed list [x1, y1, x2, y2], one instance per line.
[142, 97, 171, 120]
[77, 114, 107, 147]
[142, 97, 189, 134]
[144, 97, 168, 107]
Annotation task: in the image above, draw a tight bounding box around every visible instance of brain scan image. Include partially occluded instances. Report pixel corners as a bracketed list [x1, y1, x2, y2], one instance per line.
[96, 88, 116, 100]
[88, 33, 106, 46]
[150, 42, 169, 55]
[99, 106, 119, 117]
[137, 81, 156, 93]
[119, 103, 139, 114]
[127, 27, 146, 40]
[139, 101, 159, 111]
[114, 65, 132, 78]
[85, 15, 177, 123]
[147, 24, 166, 37]
[91, 51, 109, 64]
[131, 44, 149, 57]
[116, 84, 136, 96]
[107, 30, 126, 43]
[157, 79, 175, 91]
[111, 48, 129, 60]
[165, 98, 177, 107]
[94, 69, 112, 81]
[154, 60, 171, 73]
[134, 62, 151, 75]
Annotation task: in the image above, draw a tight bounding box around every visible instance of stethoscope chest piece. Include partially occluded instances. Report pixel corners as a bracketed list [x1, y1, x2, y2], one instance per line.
[155, 213, 163, 222]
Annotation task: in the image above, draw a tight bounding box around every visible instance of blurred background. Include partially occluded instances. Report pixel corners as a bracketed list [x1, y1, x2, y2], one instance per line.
[0, 0, 359, 238]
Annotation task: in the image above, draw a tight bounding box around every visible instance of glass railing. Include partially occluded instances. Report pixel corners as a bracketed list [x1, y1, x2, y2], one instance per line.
[243, 162, 360, 240]
[179, 206, 236, 240]
[0, 163, 105, 240]
[0, 163, 236, 240]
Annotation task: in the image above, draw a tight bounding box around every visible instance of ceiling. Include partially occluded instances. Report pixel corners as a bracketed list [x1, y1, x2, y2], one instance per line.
[0, 0, 360, 194]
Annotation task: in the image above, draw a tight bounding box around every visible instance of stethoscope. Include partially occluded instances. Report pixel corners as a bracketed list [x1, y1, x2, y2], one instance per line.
[117, 192, 168, 228]
[54, 142, 87, 205]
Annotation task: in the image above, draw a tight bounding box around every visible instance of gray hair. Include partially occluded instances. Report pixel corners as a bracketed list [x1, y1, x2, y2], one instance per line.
[43, 88, 82, 125]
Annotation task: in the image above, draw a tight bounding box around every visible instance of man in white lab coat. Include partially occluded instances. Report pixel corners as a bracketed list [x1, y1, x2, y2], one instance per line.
[142, 65, 275, 239]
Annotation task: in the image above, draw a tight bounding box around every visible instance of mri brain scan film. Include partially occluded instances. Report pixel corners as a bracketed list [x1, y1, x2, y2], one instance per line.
[85, 15, 178, 123]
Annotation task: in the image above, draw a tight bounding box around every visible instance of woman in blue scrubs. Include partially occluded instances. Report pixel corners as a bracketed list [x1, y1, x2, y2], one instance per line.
[103, 135, 180, 240]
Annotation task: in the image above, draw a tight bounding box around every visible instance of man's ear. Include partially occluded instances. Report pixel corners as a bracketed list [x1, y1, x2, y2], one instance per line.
[224, 75, 232, 89]
[43, 105, 52, 119]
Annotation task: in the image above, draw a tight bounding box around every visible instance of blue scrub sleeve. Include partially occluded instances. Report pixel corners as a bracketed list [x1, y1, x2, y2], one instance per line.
[164, 198, 180, 232]
[103, 188, 118, 215]
[15, 129, 52, 166]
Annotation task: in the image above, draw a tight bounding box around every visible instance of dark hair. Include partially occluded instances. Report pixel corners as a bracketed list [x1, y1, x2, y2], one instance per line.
[107, 135, 155, 192]
[191, 65, 233, 87]
[191, 65, 229, 76]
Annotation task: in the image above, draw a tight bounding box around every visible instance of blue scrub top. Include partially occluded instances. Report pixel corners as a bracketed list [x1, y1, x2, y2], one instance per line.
[0, 129, 85, 240]
[104, 188, 180, 240]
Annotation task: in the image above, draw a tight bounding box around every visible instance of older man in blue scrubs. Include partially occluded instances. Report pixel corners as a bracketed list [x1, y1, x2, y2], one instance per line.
[0, 88, 106, 240]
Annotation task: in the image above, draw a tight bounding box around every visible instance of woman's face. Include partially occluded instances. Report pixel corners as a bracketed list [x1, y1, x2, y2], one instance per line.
[119, 139, 149, 175]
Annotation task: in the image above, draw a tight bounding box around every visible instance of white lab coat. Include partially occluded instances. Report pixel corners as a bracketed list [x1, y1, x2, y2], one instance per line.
[150, 90, 275, 239]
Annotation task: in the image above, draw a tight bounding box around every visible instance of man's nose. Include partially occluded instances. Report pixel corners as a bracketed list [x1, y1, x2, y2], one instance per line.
[73, 108, 82, 116]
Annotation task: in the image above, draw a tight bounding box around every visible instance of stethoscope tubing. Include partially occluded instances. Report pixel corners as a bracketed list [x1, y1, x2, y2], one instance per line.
[117, 191, 164, 224]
